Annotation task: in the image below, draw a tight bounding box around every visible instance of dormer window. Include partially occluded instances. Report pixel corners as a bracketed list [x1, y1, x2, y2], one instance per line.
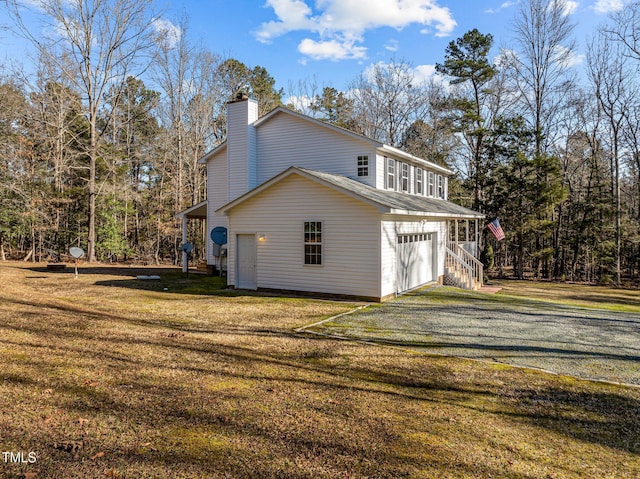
[415, 168, 423, 195]
[385, 158, 395, 190]
[357, 155, 369, 177]
[438, 175, 445, 199]
[401, 163, 409, 192]
[428, 171, 435, 197]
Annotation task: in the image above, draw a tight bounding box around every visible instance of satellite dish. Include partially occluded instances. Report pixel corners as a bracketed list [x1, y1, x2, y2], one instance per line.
[69, 247, 84, 259]
[211, 226, 228, 245]
[68, 246, 84, 279]
[181, 242, 193, 254]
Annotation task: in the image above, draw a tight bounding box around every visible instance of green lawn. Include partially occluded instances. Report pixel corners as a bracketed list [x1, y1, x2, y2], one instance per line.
[0, 262, 639, 478]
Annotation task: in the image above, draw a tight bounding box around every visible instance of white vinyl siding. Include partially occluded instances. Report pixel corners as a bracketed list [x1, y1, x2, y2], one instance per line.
[226, 174, 381, 298]
[206, 151, 229, 265]
[256, 113, 377, 187]
[227, 99, 258, 201]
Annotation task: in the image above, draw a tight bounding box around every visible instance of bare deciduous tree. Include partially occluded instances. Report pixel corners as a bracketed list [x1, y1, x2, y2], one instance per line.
[602, 2, 640, 61]
[587, 35, 636, 284]
[507, 0, 577, 156]
[5, 0, 157, 261]
[349, 59, 430, 147]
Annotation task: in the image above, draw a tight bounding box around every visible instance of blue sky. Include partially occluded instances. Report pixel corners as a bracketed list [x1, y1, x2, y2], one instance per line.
[0, 0, 630, 95]
[165, 0, 625, 93]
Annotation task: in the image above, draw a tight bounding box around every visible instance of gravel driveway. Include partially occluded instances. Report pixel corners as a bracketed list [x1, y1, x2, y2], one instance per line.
[304, 286, 640, 386]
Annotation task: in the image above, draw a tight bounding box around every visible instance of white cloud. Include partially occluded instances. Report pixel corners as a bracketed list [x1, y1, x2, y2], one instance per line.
[554, 45, 584, 67]
[256, 0, 315, 42]
[560, 0, 579, 15]
[385, 39, 400, 52]
[592, 0, 624, 13]
[285, 94, 313, 110]
[298, 37, 367, 61]
[361, 61, 444, 87]
[413, 64, 437, 84]
[546, 0, 579, 16]
[153, 18, 182, 49]
[485, 1, 519, 14]
[256, 0, 457, 61]
[499, 45, 583, 69]
[494, 48, 517, 67]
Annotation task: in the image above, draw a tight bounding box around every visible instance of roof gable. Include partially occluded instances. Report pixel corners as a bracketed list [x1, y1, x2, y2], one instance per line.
[196, 104, 453, 176]
[254, 106, 380, 146]
[217, 167, 483, 219]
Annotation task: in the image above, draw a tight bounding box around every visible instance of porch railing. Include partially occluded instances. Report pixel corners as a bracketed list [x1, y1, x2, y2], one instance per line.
[445, 242, 483, 290]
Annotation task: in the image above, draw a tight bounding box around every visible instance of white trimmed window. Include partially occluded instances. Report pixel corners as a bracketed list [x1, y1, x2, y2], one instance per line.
[357, 155, 369, 177]
[437, 175, 445, 199]
[415, 168, 424, 195]
[385, 158, 395, 190]
[401, 163, 410, 192]
[304, 221, 322, 265]
[428, 171, 435, 197]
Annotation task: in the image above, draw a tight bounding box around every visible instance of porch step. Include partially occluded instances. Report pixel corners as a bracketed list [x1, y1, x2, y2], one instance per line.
[445, 243, 484, 291]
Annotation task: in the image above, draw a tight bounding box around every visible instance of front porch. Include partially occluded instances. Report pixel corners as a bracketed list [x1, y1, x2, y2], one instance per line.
[445, 219, 484, 290]
[176, 201, 207, 273]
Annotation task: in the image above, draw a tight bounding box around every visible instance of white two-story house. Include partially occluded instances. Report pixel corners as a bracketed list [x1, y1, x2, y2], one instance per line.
[178, 94, 484, 301]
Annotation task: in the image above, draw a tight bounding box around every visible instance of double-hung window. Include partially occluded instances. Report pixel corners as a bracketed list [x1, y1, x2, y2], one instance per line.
[304, 221, 322, 265]
[437, 175, 445, 199]
[385, 158, 395, 190]
[415, 168, 423, 195]
[428, 171, 435, 197]
[357, 155, 369, 177]
[401, 163, 409, 192]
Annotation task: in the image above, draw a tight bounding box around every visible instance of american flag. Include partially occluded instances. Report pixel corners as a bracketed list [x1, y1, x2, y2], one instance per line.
[487, 218, 505, 241]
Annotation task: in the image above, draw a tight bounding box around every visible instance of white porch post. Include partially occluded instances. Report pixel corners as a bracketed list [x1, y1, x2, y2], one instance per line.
[454, 220, 459, 245]
[182, 216, 188, 273]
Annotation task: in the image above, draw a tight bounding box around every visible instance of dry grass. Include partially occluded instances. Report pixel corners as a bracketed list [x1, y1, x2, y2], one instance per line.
[0, 262, 639, 478]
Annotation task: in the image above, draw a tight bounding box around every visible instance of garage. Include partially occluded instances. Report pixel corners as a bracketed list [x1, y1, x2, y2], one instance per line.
[396, 233, 435, 293]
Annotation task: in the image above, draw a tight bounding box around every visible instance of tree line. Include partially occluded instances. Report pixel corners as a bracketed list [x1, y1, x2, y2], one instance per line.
[0, 0, 639, 285]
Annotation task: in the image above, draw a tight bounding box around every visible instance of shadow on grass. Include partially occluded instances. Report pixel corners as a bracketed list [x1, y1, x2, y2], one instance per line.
[3, 271, 640, 476]
[506, 386, 640, 455]
[25, 264, 180, 278]
[95, 274, 231, 296]
[317, 332, 640, 364]
[566, 293, 640, 309]
[9, 318, 640, 467]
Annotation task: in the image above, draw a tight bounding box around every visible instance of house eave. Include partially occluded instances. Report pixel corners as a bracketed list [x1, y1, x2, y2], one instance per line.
[197, 141, 227, 164]
[387, 209, 485, 219]
[176, 200, 208, 219]
[216, 167, 390, 215]
[378, 145, 453, 176]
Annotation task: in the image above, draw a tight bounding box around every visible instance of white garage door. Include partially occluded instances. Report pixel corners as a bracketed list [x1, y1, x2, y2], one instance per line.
[396, 233, 434, 293]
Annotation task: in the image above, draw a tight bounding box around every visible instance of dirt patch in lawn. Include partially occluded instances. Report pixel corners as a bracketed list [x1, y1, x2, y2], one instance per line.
[1, 262, 639, 478]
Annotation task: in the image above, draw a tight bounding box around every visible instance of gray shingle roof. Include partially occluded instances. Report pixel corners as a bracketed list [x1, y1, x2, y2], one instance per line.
[297, 168, 484, 219]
